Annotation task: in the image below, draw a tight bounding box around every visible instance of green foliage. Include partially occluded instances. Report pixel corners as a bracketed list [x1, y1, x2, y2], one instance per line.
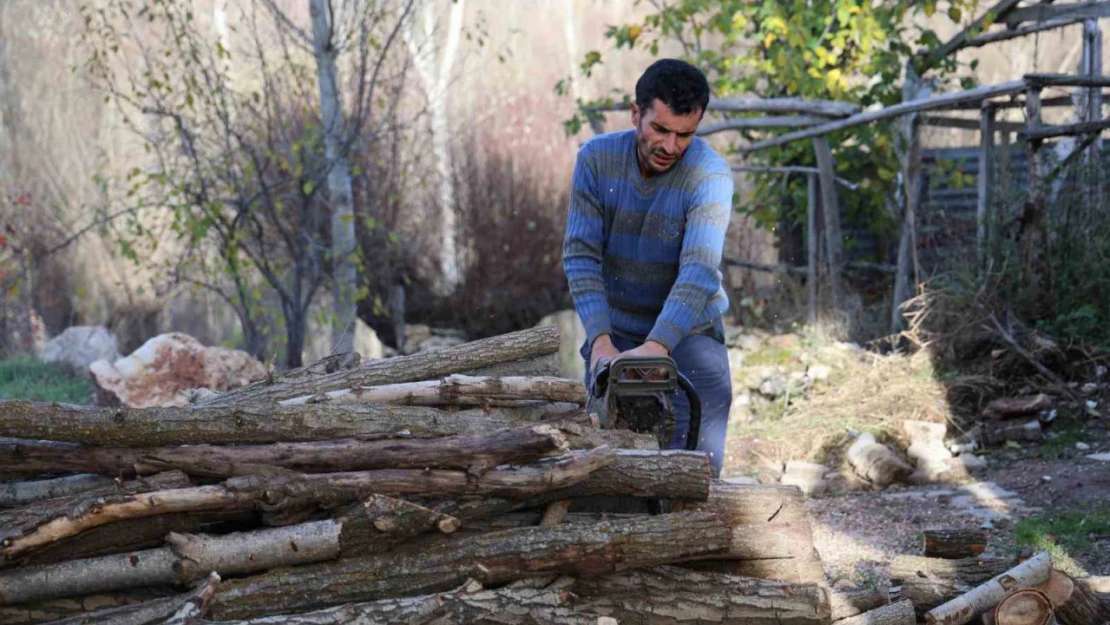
[0, 356, 93, 404]
[560, 0, 983, 249]
[1014, 507, 1110, 575]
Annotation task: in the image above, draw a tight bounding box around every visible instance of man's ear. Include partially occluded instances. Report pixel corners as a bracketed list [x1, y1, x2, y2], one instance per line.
[630, 102, 640, 128]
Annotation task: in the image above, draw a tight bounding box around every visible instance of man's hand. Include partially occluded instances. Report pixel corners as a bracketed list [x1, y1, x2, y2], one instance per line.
[620, 341, 670, 380]
[590, 334, 621, 373]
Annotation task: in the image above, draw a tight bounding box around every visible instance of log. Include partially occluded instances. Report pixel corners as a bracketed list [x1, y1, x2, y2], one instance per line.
[0, 424, 567, 478]
[0, 495, 460, 605]
[924, 552, 1053, 625]
[984, 419, 1044, 445]
[0, 450, 614, 561]
[573, 565, 831, 625]
[0, 475, 117, 507]
[207, 511, 733, 620]
[829, 587, 892, 621]
[923, 529, 989, 559]
[279, 375, 585, 407]
[37, 573, 218, 625]
[200, 326, 561, 406]
[0, 589, 177, 625]
[1037, 571, 1110, 625]
[680, 553, 827, 585]
[555, 421, 660, 450]
[0, 472, 192, 545]
[995, 589, 1055, 625]
[0, 402, 532, 448]
[836, 600, 916, 625]
[462, 353, 563, 378]
[892, 555, 1019, 614]
[847, 434, 912, 487]
[687, 481, 808, 524]
[981, 394, 1052, 420]
[195, 578, 611, 625]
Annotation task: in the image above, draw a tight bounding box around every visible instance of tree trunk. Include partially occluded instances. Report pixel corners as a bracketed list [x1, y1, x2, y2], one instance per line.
[207, 511, 732, 620]
[892, 62, 926, 333]
[687, 481, 808, 523]
[0, 472, 192, 545]
[0, 402, 538, 447]
[0, 588, 178, 625]
[280, 375, 586, 407]
[892, 555, 1019, 614]
[0, 475, 118, 507]
[994, 589, 1055, 625]
[680, 555, 827, 585]
[0, 449, 613, 561]
[836, 601, 916, 625]
[1036, 571, 1110, 625]
[812, 136, 845, 314]
[572, 565, 831, 625]
[924, 552, 1053, 625]
[35, 573, 218, 625]
[308, 0, 357, 358]
[463, 353, 563, 378]
[1, 424, 566, 478]
[830, 587, 892, 621]
[923, 529, 989, 559]
[199, 326, 560, 406]
[1020, 87, 1052, 317]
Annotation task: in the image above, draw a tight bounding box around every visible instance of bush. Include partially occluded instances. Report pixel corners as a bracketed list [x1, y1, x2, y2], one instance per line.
[0, 355, 93, 404]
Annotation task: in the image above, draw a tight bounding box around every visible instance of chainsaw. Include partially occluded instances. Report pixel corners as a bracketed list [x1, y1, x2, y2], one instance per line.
[586, 355, 701, 452]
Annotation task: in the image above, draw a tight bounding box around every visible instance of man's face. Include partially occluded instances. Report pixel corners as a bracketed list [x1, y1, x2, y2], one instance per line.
[631, 98, 702, 176]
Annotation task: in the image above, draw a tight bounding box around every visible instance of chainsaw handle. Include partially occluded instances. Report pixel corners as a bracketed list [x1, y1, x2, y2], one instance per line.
[676, 373, 702, 452]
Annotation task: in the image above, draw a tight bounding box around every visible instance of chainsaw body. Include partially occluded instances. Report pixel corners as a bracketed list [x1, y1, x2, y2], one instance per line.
[587, 355, 701, 451]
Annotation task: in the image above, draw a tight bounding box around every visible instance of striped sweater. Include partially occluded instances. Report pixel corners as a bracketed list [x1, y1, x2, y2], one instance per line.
[562, 129, 734, 352]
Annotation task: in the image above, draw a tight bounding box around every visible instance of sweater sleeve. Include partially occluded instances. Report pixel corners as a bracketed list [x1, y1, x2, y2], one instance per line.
[562, 149, 612, 345]
[646, 171, 734, 352]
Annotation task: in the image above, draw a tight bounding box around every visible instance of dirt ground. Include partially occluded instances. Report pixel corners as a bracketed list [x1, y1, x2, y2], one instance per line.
[717, 328, 1110, 583]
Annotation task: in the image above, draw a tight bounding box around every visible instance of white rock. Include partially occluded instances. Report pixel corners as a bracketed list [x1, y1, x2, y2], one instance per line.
[956, 454, 989, 471]
[780, 460, 829, 496]
[1086, 453, 1110, 462]
[980, 520, 996, 530]
[41, 326, 121, 379]
[1076, 442, 1091, 451]
[807, 364, 832, 382]
[728, 349, 745, 373]
[738, 334, 762, 352]
[1041, 476, 1053, 483]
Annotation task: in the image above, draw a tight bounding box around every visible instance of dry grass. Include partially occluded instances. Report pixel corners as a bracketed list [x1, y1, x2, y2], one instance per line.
[731, 332, 952, 466]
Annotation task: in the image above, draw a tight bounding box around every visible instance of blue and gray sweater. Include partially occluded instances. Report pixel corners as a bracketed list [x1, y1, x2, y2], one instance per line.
[562, 129, 734, 352]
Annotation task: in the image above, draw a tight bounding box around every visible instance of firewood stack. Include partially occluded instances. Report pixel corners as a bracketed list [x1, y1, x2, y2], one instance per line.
[0, 326, 832, 625]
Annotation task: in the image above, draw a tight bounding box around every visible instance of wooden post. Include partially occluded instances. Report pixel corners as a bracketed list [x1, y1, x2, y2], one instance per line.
[813, 136, 845, 315]
[1081, 19, 1103, 215]
[892, 63, 926, 333]
[807, 172, 819, 324]
[1021, 85, 1052, 316]
[978, 104, 996, 272]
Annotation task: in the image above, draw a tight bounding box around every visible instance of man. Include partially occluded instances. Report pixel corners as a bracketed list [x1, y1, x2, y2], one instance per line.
[563, 58, 734, 477]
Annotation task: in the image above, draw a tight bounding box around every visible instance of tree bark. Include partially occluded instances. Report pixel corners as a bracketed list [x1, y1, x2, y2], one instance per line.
[1037, 571, 1110, 625]
[923, 529, 989, 559]
[994, 589, 1055, 625]
[829, 587, 892, 621]
[836, 601, 915, 625]
[0, 450, 613, 561]
[984, 419, 1044, 445]
[280, 375, 586, 407]
[0, 589, 177, 625]
[0, 402, 536, 447]
[0, 472, 192, 546]
[1, 425, 566, 478]
[981, 395, 1052, 421]
[572, 565, 831, 625]
[925, 552, 1053, 625]
[37, 573, 218, 625]
[199, 326, 561, 406]
[813, 136, 846, 314]
[687, 481, 809, 524]
[208, 511, 733, 620]
[678, 552, 826, 585]
[463, 353, 563, 378]
[0, 475, 117, 507]
[892, 555, 1019, 614]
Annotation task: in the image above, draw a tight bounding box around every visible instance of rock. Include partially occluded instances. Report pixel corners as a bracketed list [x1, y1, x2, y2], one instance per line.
[780, 460, 829, 496]
[727, 349, 745, 373]
[738, 334, 762, 352]
[535, 310, 587, 380]
[981, 394, 1052, 420]
[1086, 452, 1110, 462]
[89, 332, 266, 408]
[722, 476, 759, 485]
[723, 324, 745, 348]
[955, 454, 989, 472]
[729, 394, 752, 424]
[403, 324, 434, 354]
[806, 363, 831, 382]
[757, 371, 787, 399]
[41, 326, 121, 379]
[353, 319, 383, 360]
[980, 520, 996, 530]
[832, 579, 858, 590]
[416, 335, 468, 354]
[1076, 442, 1091, 451]
[766, 334, 799, 350]
[903, 420, 948, 445]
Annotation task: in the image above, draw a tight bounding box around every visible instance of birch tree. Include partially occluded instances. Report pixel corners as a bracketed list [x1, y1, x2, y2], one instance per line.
[405, 0, 466, 295]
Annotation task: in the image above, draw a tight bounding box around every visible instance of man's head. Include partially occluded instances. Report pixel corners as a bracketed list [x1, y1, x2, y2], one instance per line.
[631, 59, 710, 177]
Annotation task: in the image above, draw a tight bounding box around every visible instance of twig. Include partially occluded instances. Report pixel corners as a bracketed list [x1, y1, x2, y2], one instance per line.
[985, 314, 1079, 401]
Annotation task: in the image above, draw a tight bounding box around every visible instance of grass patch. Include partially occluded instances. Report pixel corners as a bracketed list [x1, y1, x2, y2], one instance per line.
[1014, 508, 1110, 576]
[1041, 411, 1087, 455]
[0, 356, 93, 404]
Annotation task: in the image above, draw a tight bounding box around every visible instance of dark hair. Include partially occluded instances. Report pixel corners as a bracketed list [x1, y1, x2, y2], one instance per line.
[634, 59, 710, 116]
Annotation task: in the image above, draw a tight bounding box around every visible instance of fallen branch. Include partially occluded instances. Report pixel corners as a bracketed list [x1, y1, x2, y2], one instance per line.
[0, 475, 117, 508]
[830, 587, 893, 621]
[40, 572, 219, 625]
[836, 600, 916, 625]
[923, 529, 989, 559]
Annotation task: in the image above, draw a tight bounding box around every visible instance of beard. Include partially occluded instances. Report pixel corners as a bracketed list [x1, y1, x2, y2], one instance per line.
[635, 127, 679, 176]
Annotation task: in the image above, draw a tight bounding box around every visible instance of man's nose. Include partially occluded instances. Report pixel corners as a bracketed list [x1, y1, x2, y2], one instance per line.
[663, 133, 677, 153]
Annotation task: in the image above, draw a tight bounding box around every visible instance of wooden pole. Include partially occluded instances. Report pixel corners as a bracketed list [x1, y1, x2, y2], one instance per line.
[1081, 19, 1104, 217]
[893, 63, 926, 333]
[807, 172, 819, 324]
[1021, 85, 1052, 316]
[978, 104, 996, 272]
[813, 136, 845, 314]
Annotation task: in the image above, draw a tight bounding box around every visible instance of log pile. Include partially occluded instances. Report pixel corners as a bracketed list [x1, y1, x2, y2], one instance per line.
[0, 327, 834, 625]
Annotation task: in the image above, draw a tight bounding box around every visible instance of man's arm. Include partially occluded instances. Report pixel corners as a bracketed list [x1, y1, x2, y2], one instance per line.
[562, 150, 613, 348]
[645, 171, 734, 353]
